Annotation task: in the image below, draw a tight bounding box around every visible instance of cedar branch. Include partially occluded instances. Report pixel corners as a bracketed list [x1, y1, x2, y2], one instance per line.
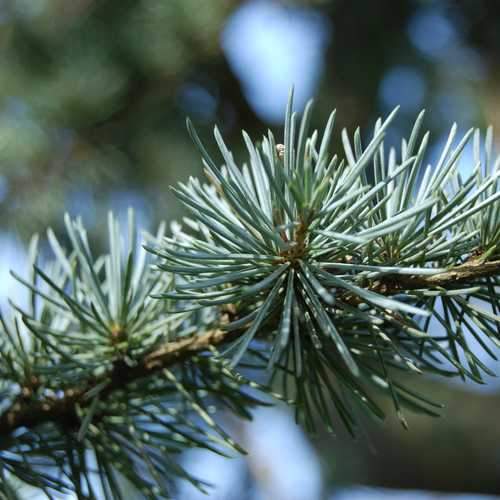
[0, 259, 498, 441]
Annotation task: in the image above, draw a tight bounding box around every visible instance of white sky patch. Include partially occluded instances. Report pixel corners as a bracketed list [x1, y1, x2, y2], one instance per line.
[221, 0, 332, 123]
[179, 406, 322, 499]
[243, 407, 322, 500]
[0, 232, 28, 308]
[333, 487, 498, 500]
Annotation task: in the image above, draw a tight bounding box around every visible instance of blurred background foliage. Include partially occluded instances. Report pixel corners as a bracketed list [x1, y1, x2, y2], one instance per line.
[1, 0, 500, 498]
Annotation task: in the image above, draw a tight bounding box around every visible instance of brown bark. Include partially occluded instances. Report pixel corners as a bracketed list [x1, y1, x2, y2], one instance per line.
[0, 259, 498, 441]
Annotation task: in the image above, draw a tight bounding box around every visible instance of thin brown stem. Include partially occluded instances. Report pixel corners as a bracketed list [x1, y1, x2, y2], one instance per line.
[0, 259, 498, 442]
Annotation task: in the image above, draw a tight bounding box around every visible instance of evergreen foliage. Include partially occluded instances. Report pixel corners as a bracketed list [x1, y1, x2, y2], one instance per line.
[0, 92, 499, 498]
